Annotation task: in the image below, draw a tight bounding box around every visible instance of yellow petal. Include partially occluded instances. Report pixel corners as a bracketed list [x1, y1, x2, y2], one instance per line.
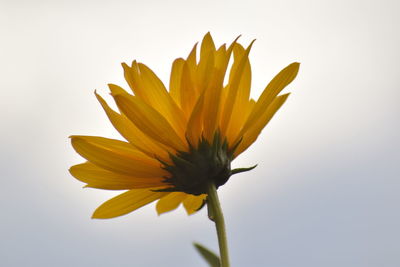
[220, 41, 255, 136]
[70, 162, 165, 190]
[95, 91, 171, 162]
[169, 58, 185, 107]
[186, 42, 198, 67]
[211, 39, 237, 130]
[186, 43, 198, 79]
[202, 67, 223, 141]
[71, 135, 154, 162]
[202, 45, 231, 141]
[113, 93, 187, 152]
[185, 43, 198, 93]
[228, 44, 251, 97]
[216, 40, 237, 82]
[226, 99, 255, 145]
[136, 62, 187, 135]
[228, 44, 252, 121]
[92, 189, 168, 219]
[241, 62, 299, 135]
[70, 136, 165, 177]
[108, 83, 129, 95]
[196, 47, 215, 96]
[123, 61, 187, 136]
[180, 61, 197, 116]
[183, 194, 207, 215]
[122, 62, 138, 95]
[186, 92, 205, 147]
[200, 32, 216, 60]
[156, 192, 187, 215]
[235, 93, 290, 156]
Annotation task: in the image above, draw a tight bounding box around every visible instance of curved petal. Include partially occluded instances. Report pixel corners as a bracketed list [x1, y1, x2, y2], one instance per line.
[138, 63, 187, 133]
[123, 61, 187, 136]
[200, 32, 216, 60]
[92, 189, 169, 219]
[169, 58, 185, 107]
[113, 93, 187, 152]
[202, 46, 230, 141]
[241, 62, 299, 135]
[183, 194, 207, 215]
[70, 136, 166, 177]
[197, 43, 215, 95]
[186, 93, 205, 147]
[186, 42, 198, 68]
[70, 162, 165, 190]
[180, 61, 197, 116]
[235, 93, 290, 156]
[156, 192, 187, 215]
[220, 41, 255, 136]
[226, 99, 255, 146]
[95, 91, 171, 162]
[225, 44, 252, 142]
[183, 43, 199, 113]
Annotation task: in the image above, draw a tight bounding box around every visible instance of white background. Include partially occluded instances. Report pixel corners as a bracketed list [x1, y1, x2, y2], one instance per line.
[1, 0, 399, 266]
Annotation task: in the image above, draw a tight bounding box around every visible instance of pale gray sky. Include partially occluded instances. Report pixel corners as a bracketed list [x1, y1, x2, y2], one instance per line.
[1, 0, 399, 266]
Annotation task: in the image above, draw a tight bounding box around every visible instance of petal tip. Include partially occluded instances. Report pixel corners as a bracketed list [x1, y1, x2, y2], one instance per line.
[291, 62, 301, 70]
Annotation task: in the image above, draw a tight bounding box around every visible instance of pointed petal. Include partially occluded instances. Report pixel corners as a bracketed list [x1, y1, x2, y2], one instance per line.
[200, 32, 216, 59]
[220, 41, 255, 136]
[95, 91, 171, 162]
[187, 42, 198, 66]
[156, 192, 187, 215]
[227, 44, 252, 134]
[183, 194, 207, 215]
[122, 62, 138, 94]
[92, 189, 168, 219]
[196, 47, 215, 96]
[241, 62, 299, 135]
[137, 63, 187, 134]
[202, 45, 231, 141]
[113, 93, 187, 152]
[169, 58, 185, 106]
[228, 44, 251, 98]
[70, 136, 166, 177]
[70, 162, 165, 190]
[123, 62, 187, 136]
[108, 83, 129, 95]
[235, 93, 290, 156]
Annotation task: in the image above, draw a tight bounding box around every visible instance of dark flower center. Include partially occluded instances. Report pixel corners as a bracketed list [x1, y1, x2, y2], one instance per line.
[157, 132, 256, 195]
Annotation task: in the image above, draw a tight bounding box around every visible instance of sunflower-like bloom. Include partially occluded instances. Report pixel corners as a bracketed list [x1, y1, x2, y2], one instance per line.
[70, 33, 299, 219]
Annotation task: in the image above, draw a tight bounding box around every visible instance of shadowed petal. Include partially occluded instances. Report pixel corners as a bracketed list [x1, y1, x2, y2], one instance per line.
[156, 192, 188, 215]
[113, 93, 187, 152]
[70, 136, 166, 177]
[92, 189, 169, 219]
[241, 62, 299, 135]
[235, 93, 290, 156]
[70, 162, 165, 190]
[183, 194, 207, 215]
[95, 91, 171, 162]
[220, 41, 255, 136]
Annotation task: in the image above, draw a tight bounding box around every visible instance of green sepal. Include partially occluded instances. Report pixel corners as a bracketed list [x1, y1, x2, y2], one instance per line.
[231, 164, 257, 175]
[193, 242, 221, 267]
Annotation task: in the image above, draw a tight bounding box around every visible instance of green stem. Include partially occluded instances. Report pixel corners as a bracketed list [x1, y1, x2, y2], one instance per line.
[207, 182, 230, 267]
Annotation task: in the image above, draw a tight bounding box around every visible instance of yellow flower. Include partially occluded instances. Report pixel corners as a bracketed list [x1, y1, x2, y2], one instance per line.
[69, 33, 299, 219]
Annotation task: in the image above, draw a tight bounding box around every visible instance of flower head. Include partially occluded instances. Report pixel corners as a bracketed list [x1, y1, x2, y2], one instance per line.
[70, 33, 299, 219]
